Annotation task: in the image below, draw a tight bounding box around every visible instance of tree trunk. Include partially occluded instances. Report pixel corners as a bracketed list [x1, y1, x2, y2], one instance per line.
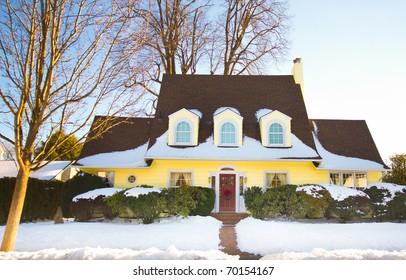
[1, 168, 30, 252]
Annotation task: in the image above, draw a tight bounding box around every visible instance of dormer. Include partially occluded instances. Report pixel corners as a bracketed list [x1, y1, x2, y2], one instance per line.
[213, 107, 243, 147]
[258, 109, 292, 147]
[168, 108, 201, 146]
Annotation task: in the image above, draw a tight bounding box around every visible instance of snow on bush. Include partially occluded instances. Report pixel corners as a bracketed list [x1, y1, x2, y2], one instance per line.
[366, 182, 406, 202]
[124, 187, 161, 197]
[296, 185, 326, 199]
[319, 184, 368, 201]
[73, 188, 121, 202]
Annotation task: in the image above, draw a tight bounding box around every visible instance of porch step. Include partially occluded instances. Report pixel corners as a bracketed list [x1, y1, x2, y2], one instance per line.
[211, 213, 248, 225]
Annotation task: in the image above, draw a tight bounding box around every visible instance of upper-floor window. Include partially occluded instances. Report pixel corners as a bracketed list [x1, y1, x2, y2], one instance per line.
[269, 123, 284, 145]
[176, 121, 191, 144]
[221, 122, 236, 145]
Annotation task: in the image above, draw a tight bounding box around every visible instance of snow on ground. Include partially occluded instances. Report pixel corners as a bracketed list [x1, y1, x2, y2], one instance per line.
[0, 216, 232, 260]
[236, 217, 406, 259]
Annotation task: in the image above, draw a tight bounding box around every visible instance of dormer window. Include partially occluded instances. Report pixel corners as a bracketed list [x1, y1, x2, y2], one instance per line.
[168, 108, 200, 146]
[269, 123, 284, 145]
[257, 109, 292, 147]
[221, 122, 236, 145]
[213, 107, 243, 147]
[176, 121, 191, 144]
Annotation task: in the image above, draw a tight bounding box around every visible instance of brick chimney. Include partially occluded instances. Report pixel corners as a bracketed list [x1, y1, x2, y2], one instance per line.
[292, 58, 304, 95]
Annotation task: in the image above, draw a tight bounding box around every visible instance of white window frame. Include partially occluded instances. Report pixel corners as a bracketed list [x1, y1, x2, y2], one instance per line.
[267, 121, 286, 147]
[173, 119, 193, 145]
[97, 171, 115, 186]
[264, 170, 290, 190]
[328, 171, 368, 188]
[168, 170, 194, 188]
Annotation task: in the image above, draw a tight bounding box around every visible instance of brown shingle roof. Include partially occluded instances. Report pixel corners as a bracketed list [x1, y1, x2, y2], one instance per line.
[149, 74, 318, 154]
[78, 116, 152, 159]
[311, 119, 388, 168]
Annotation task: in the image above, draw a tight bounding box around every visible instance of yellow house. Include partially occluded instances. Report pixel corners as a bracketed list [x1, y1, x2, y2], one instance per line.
[76, 60, 389, 213]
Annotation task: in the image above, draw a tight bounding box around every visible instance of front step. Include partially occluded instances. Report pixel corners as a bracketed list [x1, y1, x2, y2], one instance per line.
[211, 213, 248, 225]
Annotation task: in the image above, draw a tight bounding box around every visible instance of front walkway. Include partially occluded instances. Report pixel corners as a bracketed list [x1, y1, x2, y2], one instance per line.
[212, 213, 261, 260]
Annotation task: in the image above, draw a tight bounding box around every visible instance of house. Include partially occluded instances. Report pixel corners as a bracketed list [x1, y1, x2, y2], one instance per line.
[76, 60, 389, 213]
[0, 160, 76, 181]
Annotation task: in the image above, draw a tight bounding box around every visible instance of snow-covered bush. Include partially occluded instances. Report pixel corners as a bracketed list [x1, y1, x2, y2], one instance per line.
[296, 185, 333, 219]
[162, 187, 198, 217]
[244, 186, 272, 219]
[124, 192, 166, 224]
[70, 195, 115, 222]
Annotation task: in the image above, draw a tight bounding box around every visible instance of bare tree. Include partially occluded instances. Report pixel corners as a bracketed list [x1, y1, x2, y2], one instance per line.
[218, 0, 290, 75]
[0, 0, 149, 251]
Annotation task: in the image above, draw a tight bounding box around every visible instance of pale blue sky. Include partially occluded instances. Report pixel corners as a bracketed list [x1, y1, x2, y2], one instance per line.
[274, 0, 406, 161]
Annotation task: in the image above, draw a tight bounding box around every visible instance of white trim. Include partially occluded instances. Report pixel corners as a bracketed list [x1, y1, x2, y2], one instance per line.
[167, 169, 194, 188]
[263, 170, 290, 191]
[328, 170, 369, 188]
[144, 156, 321, 162]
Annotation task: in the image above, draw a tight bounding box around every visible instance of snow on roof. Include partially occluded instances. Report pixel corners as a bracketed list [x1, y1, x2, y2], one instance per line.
[76, 142, 149, 168]
[146, 131, 319, 161]
[320, 184, 369, 201]
[255, 108, 273, 121]
[313, 133, 385, 171]
[124, 187, 161, 197]
[0, 160, 71, 180]
[213, 107, 240, 116]
[189, 109, 202, 118]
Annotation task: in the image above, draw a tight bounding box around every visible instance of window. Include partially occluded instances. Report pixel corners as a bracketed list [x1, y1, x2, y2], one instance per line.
[266, 172, 288, 189]
[328, 172, 367, 188]
[175, 121, 191, 143]
[170, 172, 192, 187]
[97, 171, 115, 186]
[127, 175, 137, 184]
[329, 173, 340, 185]
[221, 122, 236, 145]
[269, 123, 283, 145]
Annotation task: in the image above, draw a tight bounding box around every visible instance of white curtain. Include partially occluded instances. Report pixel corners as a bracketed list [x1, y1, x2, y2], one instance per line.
[183, 172, 192, 186]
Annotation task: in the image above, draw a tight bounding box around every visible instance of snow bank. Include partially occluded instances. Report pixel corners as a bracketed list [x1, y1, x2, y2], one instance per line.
[73, 188, 121, 202]
[76, 142, 149, 168]
[146, 132, 319, 160]
[236, 217, 406, 256]
[0, 246, 236, 260]
[0, 216, 223, 254]
[261, 248, 406, 260]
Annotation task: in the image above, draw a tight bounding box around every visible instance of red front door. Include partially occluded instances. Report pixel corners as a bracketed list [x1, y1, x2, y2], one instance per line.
[219, 174, 236, 212]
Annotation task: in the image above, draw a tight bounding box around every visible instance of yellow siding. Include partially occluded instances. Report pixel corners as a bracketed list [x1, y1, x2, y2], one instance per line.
[368, 171, 384, 185]
[80, 160, 329, 189]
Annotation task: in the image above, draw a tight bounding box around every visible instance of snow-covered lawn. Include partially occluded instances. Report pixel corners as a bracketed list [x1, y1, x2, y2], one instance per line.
[237, 218, 406, 260]
[0, 216, 236, 260]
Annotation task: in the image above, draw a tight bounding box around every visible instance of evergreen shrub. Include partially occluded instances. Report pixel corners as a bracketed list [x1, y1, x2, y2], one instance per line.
[70, 195, 115, 222]
[331, 195, 372, 223]
[189, 187, 215, 216]
[363, 186, 391, 221]
[386, 190, 406, 222]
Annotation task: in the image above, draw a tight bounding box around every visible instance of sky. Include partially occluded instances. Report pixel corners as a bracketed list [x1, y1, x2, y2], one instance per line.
[274, 0, 406, 162]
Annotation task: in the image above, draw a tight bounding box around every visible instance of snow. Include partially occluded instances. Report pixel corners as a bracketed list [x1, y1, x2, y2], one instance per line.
[313, 132, 386, 171]
[236, 217, 406, 258]
[76, 142, 149, 168]
[189, 109, 202, 118]
[124, 187, 161, 197]
[0, 160, 71, 180]
[366, 182, 406, 202]
[296, 185, 325, 198]
[146, 131, 319, 160]
[320, 184, 368, 201]
[213, 107, 240, 116]
[255, 108, 273, 121]
[0, 216, 232, 260]
[73, 188, 121, 201]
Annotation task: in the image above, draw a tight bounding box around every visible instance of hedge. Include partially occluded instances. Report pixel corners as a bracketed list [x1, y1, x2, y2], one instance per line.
[0, 177, 64, 224]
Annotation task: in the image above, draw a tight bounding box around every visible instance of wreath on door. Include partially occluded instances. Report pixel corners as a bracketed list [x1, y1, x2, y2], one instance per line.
[223, 189, 232, 200]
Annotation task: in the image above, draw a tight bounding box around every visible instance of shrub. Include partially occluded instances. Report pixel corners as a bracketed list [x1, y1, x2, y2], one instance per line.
[363, 186, 391, 221]
[70, 195, 115, 222]
[0, 177, 64, 224]
[189, 187, 215, 216]
[386, 190, 406, 222]
[331, 195, 372, 223]
[124, 192, 166, 224]
[244, 186, 271, 219]
[297, 186, 333, 219]
[61, 172, 108, 217]
[104, 190, 127, 217]
[162, 186, 197, 217]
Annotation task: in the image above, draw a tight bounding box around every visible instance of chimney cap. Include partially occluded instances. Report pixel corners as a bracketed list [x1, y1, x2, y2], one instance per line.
[293, 58, 302, 63]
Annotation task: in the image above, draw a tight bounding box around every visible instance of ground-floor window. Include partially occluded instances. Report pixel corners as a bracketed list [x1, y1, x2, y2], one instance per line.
[329, 172, 367, 188]
[265, 172, 288, 189]
[97, 171, 115, 186]
[169, 172, 192, 187]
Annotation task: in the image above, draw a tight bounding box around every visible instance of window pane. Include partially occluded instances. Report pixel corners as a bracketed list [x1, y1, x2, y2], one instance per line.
[266, 173, 287, 188]
[329, 173, 340, 185]
[176, 122, 191, 143]
[355, 173, 367, 188]
[343, 173, 354, 187]
[221, 122, 236, 144]
[269, 123, 283, 145]
[170, 172, 192, 187]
